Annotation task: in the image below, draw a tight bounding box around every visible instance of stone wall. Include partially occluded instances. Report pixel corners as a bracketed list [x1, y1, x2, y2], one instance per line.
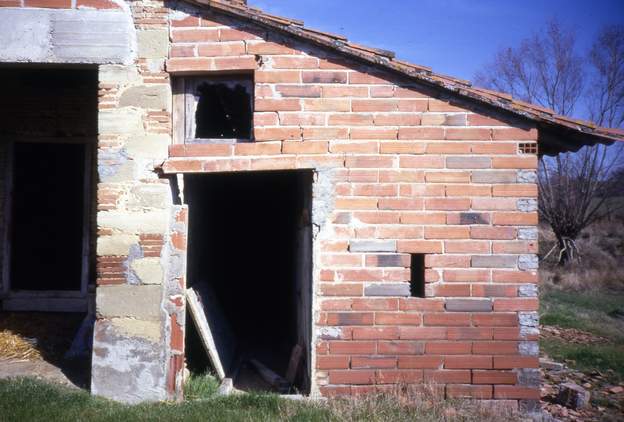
[91, 0, 178, 403]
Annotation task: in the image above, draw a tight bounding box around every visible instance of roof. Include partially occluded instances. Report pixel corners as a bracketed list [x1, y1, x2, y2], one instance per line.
[186, 0, 624, 154]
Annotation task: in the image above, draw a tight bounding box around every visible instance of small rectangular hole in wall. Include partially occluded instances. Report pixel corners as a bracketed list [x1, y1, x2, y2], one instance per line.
[177, 75, 254, 143]
[410, 254, 425, 297]
[519, 142, 538, 154]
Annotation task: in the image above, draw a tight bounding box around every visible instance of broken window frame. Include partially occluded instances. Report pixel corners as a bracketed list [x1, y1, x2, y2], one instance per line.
[173, 75, 254, 145]
[0, 137, 93, 312]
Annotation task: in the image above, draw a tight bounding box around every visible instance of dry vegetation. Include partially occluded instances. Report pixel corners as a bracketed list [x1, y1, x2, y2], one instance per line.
[539, 215, 624, 292]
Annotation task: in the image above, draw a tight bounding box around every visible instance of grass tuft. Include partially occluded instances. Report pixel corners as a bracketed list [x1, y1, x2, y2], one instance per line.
[184, 372, 220, 400]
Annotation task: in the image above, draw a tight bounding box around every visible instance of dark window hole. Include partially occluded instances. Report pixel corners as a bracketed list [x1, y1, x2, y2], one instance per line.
[410, 254, 425, 298]
[194, 79, 252, 140]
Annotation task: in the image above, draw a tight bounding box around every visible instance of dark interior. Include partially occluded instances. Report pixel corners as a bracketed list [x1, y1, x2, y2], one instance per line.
[11, 142, 85, 291]
[0, 67, 97, 293]
[185, 170, 312, 394]
[194, 78, 253, 140]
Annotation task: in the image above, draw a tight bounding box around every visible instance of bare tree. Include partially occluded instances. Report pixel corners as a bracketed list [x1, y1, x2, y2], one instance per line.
[476, 21, 624, 265]
[587, 25, 624, 128]
[475, 20, 584, 116]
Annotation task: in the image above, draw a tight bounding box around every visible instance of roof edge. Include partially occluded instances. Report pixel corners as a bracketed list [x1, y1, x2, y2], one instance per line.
[183, 0, 624, 148]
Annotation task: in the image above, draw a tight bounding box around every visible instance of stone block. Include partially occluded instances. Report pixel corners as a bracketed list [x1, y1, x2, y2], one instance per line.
[518, 227, 538, 240]
[96, 285, 162, 320]
[445, 299, 493, 312]
[128, 184, 171, 209]
[517, 198, 537, 212]
[349, 240, 396, 252]
[519, 284, 538, 297]
[130, 257, 164, 285]
[137, 29, 168, 59]
[97, 234, 139, 256]
[125, 134, 170, 161]
[98, 209, 169, 234]
[364, 283, 410, 297]
[556, 383, 590, 409]
[99, 109, 144, 135]
[99, 64, 141, 85]
[517, 170, 537, 183]
[519, 254, 538, 270]
[119, 85, 171, 110]
[111, 317, 161, 341]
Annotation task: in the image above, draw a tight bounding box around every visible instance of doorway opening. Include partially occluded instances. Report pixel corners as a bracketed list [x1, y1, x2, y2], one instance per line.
[185, 170, 313, 395]
[0, 66, 97, 389]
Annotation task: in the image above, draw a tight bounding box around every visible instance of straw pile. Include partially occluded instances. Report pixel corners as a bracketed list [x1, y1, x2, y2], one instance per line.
[0, 313, 83, 362]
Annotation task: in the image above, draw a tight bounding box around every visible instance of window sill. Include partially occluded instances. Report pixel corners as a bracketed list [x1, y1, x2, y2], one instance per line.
[185, 138, 253, 144]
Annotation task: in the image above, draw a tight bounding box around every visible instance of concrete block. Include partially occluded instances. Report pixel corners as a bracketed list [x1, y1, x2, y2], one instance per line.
[97, 234, 139, 256]
[98, 209, 169, 234]
[131, 257, 164, 285]
[125, 134, 170, 161]
[471, 255, 517, 268]
[364, 283, 410, 297]
[445, 299, 492, 312]
[91, 319, 167, 403]
[119, 85, 171, 110]
[96, 285, 162, 320]
[137, 30, 168, 59]
[350, 240, 396, 253]
[0, 9, 135, 64]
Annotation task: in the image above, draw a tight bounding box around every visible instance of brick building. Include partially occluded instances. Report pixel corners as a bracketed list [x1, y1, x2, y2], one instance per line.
[0, 0, 621, 409]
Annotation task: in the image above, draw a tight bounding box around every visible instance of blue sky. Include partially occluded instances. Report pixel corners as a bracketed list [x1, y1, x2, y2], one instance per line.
[249, 0, 624, 95]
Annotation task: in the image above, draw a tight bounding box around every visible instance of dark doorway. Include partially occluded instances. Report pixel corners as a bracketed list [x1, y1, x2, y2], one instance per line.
[185, 170, 313, 394]
[10, 142, 86, 291]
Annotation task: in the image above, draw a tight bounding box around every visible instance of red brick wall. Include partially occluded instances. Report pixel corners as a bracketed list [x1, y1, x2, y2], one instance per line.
[163, 8, 540, 406]
[0, 0, 120, 9]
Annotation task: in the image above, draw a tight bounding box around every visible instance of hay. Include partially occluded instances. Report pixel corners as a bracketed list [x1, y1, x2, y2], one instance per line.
[0, 330, 42, 361]
[0, 312, 83, 362]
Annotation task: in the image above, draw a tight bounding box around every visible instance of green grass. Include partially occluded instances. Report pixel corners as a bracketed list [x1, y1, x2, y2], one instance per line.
[540, 289, 624, 379]
[184, 372, 220, 400]
[0, 377, 520, 422]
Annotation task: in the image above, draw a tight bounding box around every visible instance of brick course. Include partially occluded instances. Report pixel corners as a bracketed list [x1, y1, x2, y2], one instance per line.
[161, 6, 540, 404]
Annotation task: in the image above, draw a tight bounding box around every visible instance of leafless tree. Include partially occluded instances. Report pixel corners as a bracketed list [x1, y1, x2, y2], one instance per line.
[587, 25, 624, 128]
[476, 21, 624, 265]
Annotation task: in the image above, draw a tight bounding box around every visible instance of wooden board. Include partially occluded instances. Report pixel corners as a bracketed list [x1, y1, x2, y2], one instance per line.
[186, 287, 236, 380]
